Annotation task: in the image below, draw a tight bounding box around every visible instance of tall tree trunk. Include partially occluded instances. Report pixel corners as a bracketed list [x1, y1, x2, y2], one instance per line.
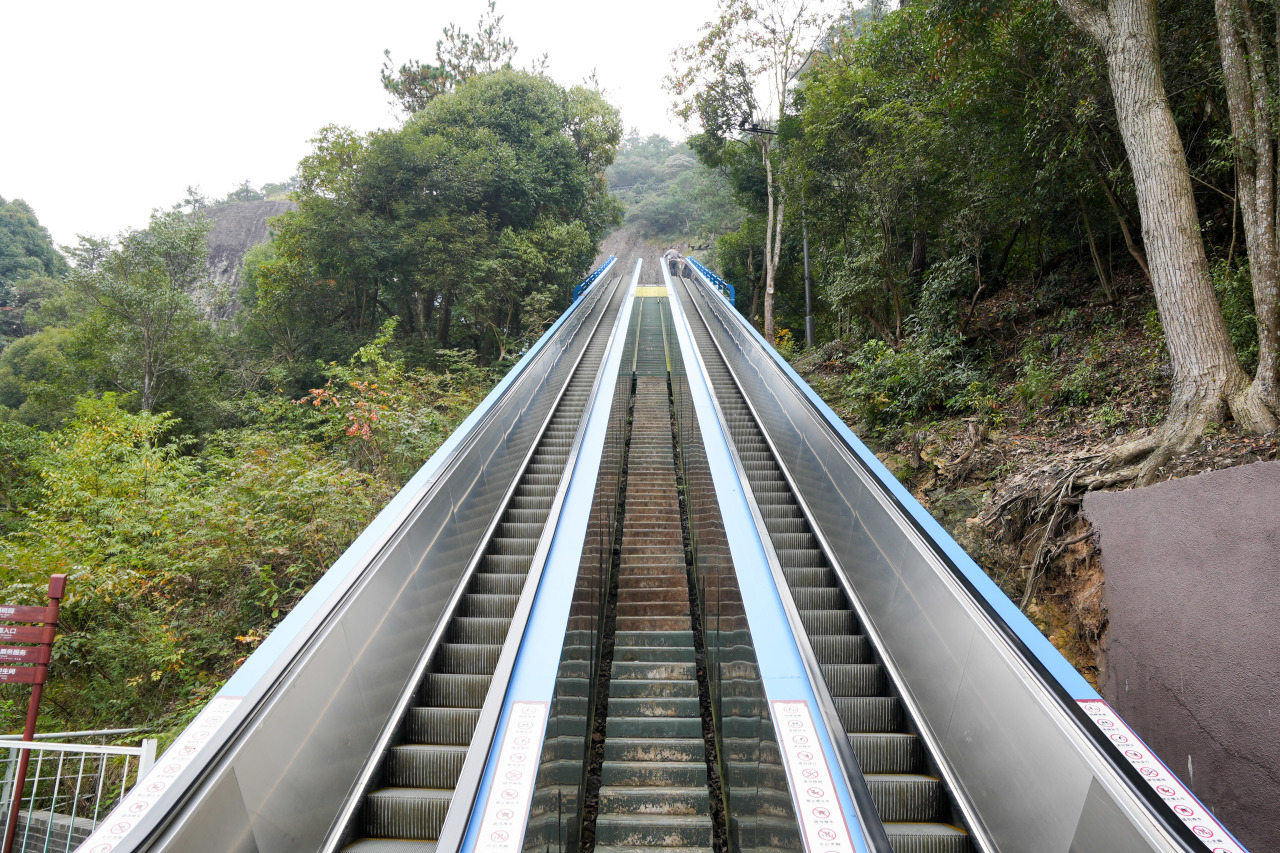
[1215, 0, 1280, 417]
[909, 227, 928, 279]
[762, 139, 777, 341]
[436, 289, 454, 347]
[1058, 0, 1276, 479]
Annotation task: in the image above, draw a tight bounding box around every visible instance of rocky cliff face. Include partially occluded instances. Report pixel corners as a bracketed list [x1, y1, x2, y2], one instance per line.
[199, 200, 296, 319]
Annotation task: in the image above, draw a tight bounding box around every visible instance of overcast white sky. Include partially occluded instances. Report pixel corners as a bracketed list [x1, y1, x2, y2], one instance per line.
[2, 0, 720, 247]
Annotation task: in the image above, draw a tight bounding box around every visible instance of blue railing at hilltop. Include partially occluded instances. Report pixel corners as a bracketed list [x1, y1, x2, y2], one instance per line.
[687, 257, 735, 307]
[573, 255, 616, 301]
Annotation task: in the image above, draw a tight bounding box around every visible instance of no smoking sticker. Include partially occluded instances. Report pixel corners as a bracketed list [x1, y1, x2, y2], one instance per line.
[475, 701, 548, 853]
[1078, 700, 1245, 853]
[772, 700, 855, 853]
[77, 696, 244, 853]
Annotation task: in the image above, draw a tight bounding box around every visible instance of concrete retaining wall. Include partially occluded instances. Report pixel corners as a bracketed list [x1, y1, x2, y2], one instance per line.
[1083, 460, 1280, 851]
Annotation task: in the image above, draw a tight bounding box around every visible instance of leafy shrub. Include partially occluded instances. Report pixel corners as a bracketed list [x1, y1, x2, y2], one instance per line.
[1212, 259, 1258, 372]
[844, 332, 987, 429]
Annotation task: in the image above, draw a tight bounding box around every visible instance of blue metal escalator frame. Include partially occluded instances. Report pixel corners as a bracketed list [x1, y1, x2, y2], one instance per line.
[684, 264, 1248, 853]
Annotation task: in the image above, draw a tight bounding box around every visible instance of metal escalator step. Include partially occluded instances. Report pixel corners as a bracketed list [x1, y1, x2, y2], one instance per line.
[488, 537, 537, 557]
[502, 508, 549, 525]
[604, 737, 705, 762]
[820, 663, 886, 696]
[777, 548, 827, 568]
[771, 532, 817, 550]
[781, 566, 836, 588]
[421, 673, 492, 708]
[811, 634, 870, 664]
[833, 697, 902, 732]
[607, 678, 699, 698]
[436, 643, 501, 674]
[792, 587, 846, 610]
[765, 517, 813, 535]
[449, 617, 512, 645]
[799, 609, 858, 635]
[849, 733, 923, 774]
[595, 847, 711, 853]
[462, 593, 519, 619]
[469, 573, 525, 595]
[509, 495, 553, 511]
[405, 708, 480, 745]
[866, 774, 945, 823]
[495, 522, 546, 539]
[608, 696, 701, 717]
[343, 840, 438, 852]
[591, 840, 711, 845]
[605, 715, 703, 738]
[386, 744, 467, 788]
[479, 554, 532, 574]
[364, 788, 451, 839]
[883, 822, 971, 853]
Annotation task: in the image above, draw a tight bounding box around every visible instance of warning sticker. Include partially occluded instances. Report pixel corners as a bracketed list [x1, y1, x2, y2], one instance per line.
[1078, 700, 1245, 853]
[771, 700, 856, 853]
[78, 696, 243, 853]
[474, 701, 549, 853]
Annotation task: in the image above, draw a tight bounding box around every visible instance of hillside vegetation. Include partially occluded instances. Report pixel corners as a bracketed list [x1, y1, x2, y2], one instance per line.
[0, 10, 621, 738]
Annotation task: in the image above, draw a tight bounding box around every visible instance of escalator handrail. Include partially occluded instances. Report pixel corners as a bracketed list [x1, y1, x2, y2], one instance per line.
[684, 265, 1226, 853]
[320, 261, 627, 852]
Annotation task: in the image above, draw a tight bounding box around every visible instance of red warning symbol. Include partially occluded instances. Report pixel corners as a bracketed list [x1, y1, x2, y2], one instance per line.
[1192, 826, 1214, 839]
[496, 809, 514, 821]
[806, 787, 825, 799]
[811, 807, 830, 819]
[817, 828, 837, 842]
[490, 830, 509, 843]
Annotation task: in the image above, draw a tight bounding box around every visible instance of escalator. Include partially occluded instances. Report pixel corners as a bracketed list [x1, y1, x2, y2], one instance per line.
[82, 254, 1250, 853]
[673, 275, 971, 853]
[347, 274, 630, 850]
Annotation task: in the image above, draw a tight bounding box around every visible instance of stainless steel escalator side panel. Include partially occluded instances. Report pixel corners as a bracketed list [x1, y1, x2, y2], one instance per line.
[108, 261, 621, 853]
[680, 273, 1202, 853]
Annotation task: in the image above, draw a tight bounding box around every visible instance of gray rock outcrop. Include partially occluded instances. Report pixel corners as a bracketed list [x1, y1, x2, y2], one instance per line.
[198, 200, 296, 319]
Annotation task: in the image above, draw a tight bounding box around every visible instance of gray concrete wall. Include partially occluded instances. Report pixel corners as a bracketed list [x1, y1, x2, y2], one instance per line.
[1084, 461, 1280, 851]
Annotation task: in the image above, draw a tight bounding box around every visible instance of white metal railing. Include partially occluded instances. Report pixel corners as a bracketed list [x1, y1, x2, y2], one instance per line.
[0, 730, 157, 853]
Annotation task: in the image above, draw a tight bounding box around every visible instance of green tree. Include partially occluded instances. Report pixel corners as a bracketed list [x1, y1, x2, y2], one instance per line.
[259, 70, 621, 359]
[1, 197, 68, 346]
[669, 0, 833, 340]
[381, 1, 522, 115]
[66, 209, 215, 412]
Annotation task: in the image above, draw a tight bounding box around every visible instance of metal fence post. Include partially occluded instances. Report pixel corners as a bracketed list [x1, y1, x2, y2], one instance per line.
[139, 740, 157, 778]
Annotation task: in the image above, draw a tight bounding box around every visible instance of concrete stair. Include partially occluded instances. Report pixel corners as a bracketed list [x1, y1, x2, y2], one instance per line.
[594, 369, 715, 850]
